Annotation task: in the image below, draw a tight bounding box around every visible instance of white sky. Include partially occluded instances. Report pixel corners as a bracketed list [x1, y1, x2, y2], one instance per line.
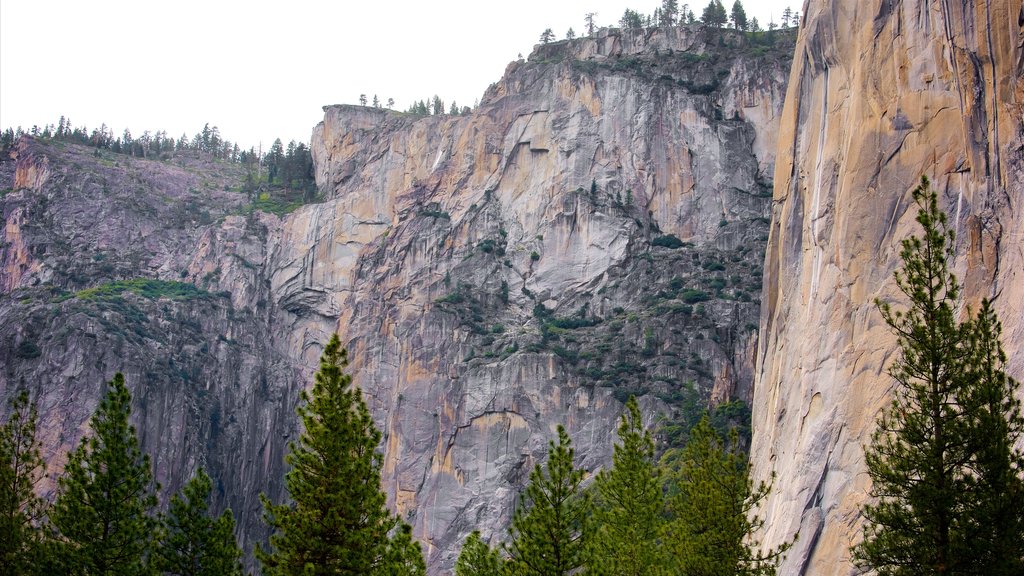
[1, 0, 800, 150]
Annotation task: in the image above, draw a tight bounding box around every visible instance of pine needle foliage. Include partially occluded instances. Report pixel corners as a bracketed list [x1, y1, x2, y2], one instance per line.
[257, 334, 424, 576]
[959, 300, 1024, 573]
[589, 396, 667, 576]
[663, 415, 790, 575]
[854, 176, 1024, 574]
[0, 389, 46, 575]
[49, 373, 158, 576]
[504, 425, 590, 576]
[454, 530, 504, 576]
[154, 468, 243, 576]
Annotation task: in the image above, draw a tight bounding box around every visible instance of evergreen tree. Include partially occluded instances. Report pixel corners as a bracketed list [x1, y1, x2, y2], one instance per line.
[0, 389, 46, 575]
[619, 9, 644, 29]
[257, 334, 424, 576]
[589, 397, 667, 576]
[854, 176, 1024, 574]
[504, 425, 590, 576]
[663, 416, 790, 575]
[540, 28, 555, 43]
[565, 27, 576, 40]
[780, 7, 792, 27]
[701, 0, 728, 27]
[154, 469, 243, 576]
[50, 373, 158, 576]
[455, 531, 503, 576]
[584, 12, 597, 36]
[960, 300, 1024, 573]
[660, 0, 679, 25]
[730, 0, 747, 30]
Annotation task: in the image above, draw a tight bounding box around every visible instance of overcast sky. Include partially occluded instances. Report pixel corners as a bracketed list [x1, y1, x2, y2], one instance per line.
[1, 0, 801, 150]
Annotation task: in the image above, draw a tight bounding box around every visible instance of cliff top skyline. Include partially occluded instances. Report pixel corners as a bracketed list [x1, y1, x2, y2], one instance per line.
[0, 0, 797, 150]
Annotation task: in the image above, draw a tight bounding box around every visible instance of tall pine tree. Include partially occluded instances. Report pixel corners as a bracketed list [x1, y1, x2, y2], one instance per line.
[257, 334, 424, 575]
[960, 300, 1024, 573]
[0, 389, 46, 575]
[154, 468, 243, 576]
[589, 396, 667, 576]
[504, 425, 590, 576]
[50, 373, 158, 576]
[663, 416, 790, 575]
[854, 176, 1024, 574]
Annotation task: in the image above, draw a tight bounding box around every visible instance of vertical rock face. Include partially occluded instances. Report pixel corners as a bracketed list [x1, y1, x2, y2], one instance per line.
[2, 25, 794, 574]
[307, 27, 791, 571]
[751, 1, 1024, 573]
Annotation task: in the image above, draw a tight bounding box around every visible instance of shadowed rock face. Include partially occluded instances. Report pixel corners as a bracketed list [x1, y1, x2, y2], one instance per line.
[1, 25, 793, 573]
[750, 1, 1024, 573]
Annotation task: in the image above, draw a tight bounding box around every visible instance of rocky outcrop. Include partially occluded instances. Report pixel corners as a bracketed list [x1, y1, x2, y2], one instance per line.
[306, 26, 792, 570]
[1, 24, 794, 573]
[750, 1, 1024, 573]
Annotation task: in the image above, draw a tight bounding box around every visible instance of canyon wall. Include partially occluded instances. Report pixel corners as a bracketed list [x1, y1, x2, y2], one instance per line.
[750, 0, 1024, 573]
[1, 25, 794, 572]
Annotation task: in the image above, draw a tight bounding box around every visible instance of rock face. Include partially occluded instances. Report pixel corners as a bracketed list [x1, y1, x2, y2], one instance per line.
[750, 1, 1024, 573]
[1, 25, 794, 573]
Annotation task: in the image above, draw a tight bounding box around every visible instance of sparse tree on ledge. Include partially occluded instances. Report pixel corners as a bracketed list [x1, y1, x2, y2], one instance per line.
[257, 335, 425, 576]
[565, 27, 576, 40]
[540, 28, 555, 44]
[660, 0, 679, 26]
[730, 0, 747, 30]
[701, 0, 728, 27]
[584, 12, 597, 36]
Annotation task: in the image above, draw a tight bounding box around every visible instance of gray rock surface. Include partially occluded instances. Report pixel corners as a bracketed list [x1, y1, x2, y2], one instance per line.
[1, 24, 794, 573]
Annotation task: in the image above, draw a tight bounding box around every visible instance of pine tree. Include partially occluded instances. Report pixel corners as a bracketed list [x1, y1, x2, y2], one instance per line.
[154, 469, 243, 576]
[701, 0, 728, 27]
[0, 389, 46, 575]
[50, 373, 158, 576]
[960, 300, 1024, 573]
[663, 416, 790, 575]
[589, 396, 667, 576]
[854, 176, 1024, 574]
[455, 531, 504, 576]
[540, 28, 555, 44]
[504, 425, 590, 576]
[730, 0, 747, 30]
[257, 334, 424, 576]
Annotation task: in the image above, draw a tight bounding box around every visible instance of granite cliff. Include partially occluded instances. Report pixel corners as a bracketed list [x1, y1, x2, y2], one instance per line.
[1, 25, 794, 571]
[750, 0, 1024, 573]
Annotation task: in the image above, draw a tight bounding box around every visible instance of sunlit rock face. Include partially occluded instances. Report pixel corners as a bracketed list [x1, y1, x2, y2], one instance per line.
[1, 25, 793, 573]
[750, 1, 1024, 573]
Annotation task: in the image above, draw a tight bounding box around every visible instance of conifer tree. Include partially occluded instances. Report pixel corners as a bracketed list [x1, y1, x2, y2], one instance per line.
[504, 425, 590, 576]
[730, 0, 747, 30]
[50, 373, 158, 576]
[0, 389, 46, 575]
[257, 334, 424, 576]
[154, 469, 243, 576]
[854, 176, 1024, 574]
[589, 396, 666, 576]
[663, 416, 790, 575]
[701, 0, 728, 27]
[455, 531, 504, 576]
[960, 300, 1024, 573]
